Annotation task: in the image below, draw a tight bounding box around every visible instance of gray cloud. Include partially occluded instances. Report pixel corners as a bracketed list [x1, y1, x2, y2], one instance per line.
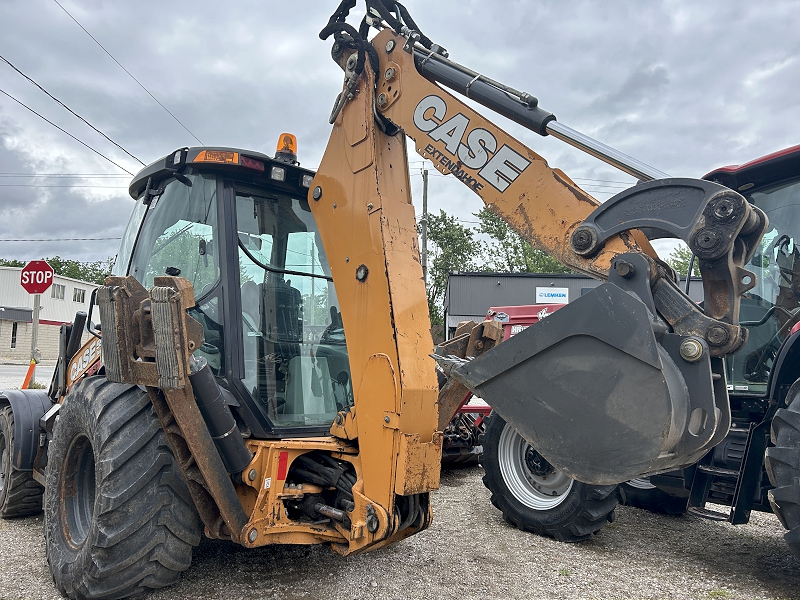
[0, 0, 798, 265]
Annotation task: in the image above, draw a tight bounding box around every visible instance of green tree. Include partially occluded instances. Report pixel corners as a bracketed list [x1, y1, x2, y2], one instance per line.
[420, 208, 574, 324]
[664, 243, 698, 277]
[46, 256, 115, 284]
[475, 207, 571, 274]
[146, 229, 218, 293]
[0, 258, 25, 268]
[423, 210, 482, 325]
[1, 256, 114, 284]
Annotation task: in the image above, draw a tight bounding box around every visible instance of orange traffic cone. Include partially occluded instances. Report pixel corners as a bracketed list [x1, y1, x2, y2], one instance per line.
[21, 357, 37, 389]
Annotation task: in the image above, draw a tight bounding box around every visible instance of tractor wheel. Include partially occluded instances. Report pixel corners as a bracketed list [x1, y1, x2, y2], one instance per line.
[0, 404, 44, 517]
[480, 413, 621, 542]
[620, 478, 687, 515]
[766, 380, 800, 559]
[44, 377, 202, 600]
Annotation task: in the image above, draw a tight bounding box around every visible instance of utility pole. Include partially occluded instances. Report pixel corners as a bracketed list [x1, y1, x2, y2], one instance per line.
[421, 168, 428, 285]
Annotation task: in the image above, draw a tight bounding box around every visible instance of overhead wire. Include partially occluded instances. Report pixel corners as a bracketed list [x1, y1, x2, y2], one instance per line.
[0, 173, 128, 177]
[0, 184, 127, 188]
[0, 53, 145, 166]
[0, 237, 121, 242]
[0, 87, 134, 175]
[407, 160, 637, 187]
[409, 170, 631, 187]
[51, 0, 204, 146]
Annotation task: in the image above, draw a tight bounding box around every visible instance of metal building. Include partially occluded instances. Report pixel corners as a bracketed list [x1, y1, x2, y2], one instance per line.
[0, 266, 100, 362]
[443, 271, 703, 339]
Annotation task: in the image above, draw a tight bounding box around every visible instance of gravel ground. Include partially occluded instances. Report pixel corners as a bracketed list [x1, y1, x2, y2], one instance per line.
[1, 466, 799, 600]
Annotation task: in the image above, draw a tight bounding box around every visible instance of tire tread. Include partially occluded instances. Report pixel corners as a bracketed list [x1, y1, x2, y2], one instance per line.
[45, 377, 201, 600]
[766, 388, 800, 559]
[480, 413, 620, 543]
[0, 404, 44, 518]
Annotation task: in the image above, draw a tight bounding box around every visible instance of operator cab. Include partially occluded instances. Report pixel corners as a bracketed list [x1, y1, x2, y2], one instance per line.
[114, 139, 352, 438]
[705, 145, 800, 400]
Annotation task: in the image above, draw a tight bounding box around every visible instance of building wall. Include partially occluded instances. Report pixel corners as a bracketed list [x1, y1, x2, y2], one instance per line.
[443, 271, 704, 338]
[0, 267, 100, 362]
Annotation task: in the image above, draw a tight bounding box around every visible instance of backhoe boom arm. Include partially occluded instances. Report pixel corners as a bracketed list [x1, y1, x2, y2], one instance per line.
[315, 8, 767, 486]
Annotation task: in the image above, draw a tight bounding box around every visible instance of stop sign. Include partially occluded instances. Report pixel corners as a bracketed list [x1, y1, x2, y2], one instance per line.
[20, 260, 55, 294]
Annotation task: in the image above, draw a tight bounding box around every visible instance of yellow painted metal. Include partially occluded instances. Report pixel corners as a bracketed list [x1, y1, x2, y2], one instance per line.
[280, 48, 443, 547]
[329, 405, 359, 440]
[235, 438, 360, 549]
[374, 30, 656, 277]
[65, 336, 102, 389]
[394, 431, 443, 495]
[233, 435, 430, 554]
[274, 28, 664, 552]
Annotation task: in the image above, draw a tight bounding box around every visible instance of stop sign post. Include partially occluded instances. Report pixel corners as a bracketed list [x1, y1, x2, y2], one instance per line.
[20, 260, 54, 386]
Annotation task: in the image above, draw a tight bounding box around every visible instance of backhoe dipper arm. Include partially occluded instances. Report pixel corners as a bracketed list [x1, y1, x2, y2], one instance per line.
[369, 29, 766, 358]
[315, 9, 768, 488]
[373, 33, 649, 283]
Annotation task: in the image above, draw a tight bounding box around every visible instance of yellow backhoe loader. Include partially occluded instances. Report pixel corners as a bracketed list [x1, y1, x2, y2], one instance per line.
[0, 2, 768, 598]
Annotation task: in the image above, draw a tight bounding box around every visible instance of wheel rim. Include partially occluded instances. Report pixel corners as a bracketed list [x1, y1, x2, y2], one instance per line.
[498, 424, 573, 510]
[626, 477, 657, 490]
[60, 434, 96, 548]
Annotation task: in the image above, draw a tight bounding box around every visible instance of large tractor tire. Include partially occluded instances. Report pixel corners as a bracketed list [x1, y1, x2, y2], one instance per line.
[480, 413, 621, 542]
[0, 404, 44, 517]
[766, 381, 800, 559]
[44, 377, 202, 600]
[620, 478, 688, 515]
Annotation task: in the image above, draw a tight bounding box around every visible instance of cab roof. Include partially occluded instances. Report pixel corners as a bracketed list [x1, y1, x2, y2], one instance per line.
[128, 146, 315, 199]
[703, 145, 800, 193]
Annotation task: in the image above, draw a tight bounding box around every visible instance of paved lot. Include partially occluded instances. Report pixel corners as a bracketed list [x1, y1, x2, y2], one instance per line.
[1, 465, 799, 600]
[0, 363, 56, 391]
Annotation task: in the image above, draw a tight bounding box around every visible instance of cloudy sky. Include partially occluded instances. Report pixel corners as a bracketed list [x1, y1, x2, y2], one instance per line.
[1, 0, 798, 265]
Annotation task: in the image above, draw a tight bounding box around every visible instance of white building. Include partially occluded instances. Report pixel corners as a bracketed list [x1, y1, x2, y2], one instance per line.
[0, 266, 100, 362]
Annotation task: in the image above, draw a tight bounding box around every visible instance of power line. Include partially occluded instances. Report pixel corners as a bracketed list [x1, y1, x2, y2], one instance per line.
[0, 87, 133, 175]
[571, 177, 633, 186]
[0, 173, 128, 176]
[0, 173, 128, 178]
[52, 0, 204, 146]
[407, 160, 636, 186]
[0, 237, 121, 242]
[409, 171, 632, 187]
[0, 53, 145, 166]
[0, 184, 126, 188]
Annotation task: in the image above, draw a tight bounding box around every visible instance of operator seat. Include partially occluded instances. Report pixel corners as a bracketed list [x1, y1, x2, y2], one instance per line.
[258, 276, 303, 416]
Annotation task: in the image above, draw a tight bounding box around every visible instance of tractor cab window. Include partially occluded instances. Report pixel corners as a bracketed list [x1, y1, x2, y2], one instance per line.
[236, 186, 352, 428]
[112, 196, 148, 277]
[726, 179, 800, 394]
[127, 173, 225, 374]
[128, 173, 219, 292]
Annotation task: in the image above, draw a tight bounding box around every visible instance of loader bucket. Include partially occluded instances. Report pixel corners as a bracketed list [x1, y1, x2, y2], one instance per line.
[443, 282, 728, 485]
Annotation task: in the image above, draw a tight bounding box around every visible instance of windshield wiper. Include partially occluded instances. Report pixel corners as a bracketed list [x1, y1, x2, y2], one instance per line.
[238, 238, 333, 282]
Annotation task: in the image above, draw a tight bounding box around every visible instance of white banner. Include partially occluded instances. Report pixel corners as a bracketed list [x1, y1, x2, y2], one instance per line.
[535, 287, 569, 304]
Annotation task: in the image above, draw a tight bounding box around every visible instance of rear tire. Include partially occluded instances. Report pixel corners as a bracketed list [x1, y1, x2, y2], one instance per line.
[766, 380, 800, 559]
[0, 404, 44, 517]
[480, 413, 621, 542]
[44, 377, 202, 600]
[620, 478, 687, 515]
